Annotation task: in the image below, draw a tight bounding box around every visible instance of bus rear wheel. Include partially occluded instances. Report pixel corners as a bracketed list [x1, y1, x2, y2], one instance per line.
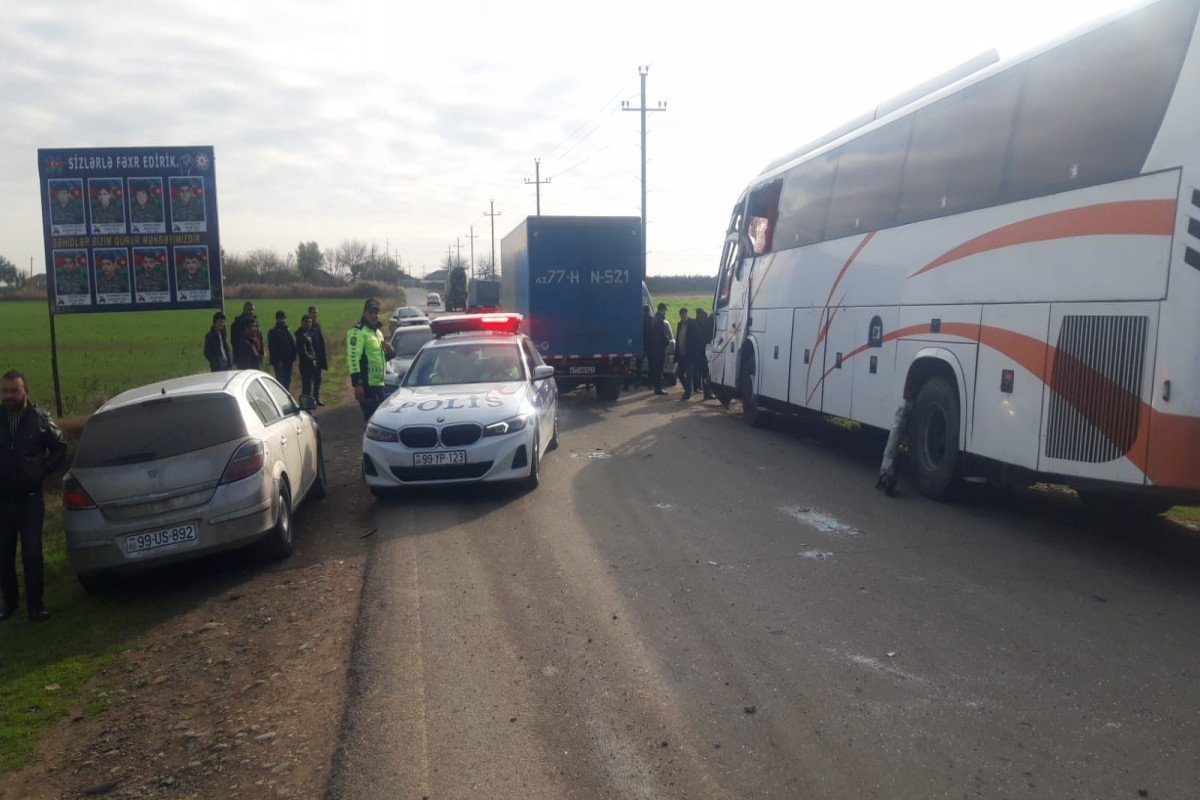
[909, 376, 961, 499]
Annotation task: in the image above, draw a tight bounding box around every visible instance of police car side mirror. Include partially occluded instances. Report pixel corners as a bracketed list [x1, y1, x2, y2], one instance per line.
[297, 394, 317, 411]
[533, 365, 555, 381]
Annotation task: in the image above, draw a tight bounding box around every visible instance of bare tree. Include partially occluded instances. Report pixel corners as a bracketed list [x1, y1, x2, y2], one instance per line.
[335, 239, 369, 281]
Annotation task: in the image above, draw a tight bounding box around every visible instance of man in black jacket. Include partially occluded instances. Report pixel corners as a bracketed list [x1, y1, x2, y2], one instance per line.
[675, 307, 699, 401]
[307, 305, 328, 405]
[230, 301, 263, 370]
[203, 311, 231, 371]
[647, 303, 673, 396]
[267, 310, 297, 391]
[296, 314, 320, 399]
[1, 370, 67, 622]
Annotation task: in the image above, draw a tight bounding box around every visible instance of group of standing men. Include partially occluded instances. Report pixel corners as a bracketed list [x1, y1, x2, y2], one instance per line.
[640, 302, 715, 400]
[204, 302, 329, 403]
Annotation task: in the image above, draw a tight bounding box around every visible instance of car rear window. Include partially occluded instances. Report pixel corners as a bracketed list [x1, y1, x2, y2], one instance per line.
[74, 394, 247, 467]
[392, 327, 434, 356]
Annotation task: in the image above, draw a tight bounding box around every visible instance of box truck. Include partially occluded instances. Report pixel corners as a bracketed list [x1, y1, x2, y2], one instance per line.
[501, 216, 643, 401]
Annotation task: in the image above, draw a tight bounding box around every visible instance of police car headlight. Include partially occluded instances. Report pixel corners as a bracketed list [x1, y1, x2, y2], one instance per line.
[365, 423, 399, 442]
[483, 415, 528, 437]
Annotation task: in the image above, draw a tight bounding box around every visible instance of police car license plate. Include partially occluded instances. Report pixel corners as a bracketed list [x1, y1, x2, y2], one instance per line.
[125, 522, 198, 554]
[414, 450, 466, 467]
[568, 366, 596, 374]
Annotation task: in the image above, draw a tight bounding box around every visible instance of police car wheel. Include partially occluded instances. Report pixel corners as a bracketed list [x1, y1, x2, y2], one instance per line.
[521, 435, 541, 491]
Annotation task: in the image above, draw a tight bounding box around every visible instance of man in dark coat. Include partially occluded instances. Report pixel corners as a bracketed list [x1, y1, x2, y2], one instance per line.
[204, 311, 232, 371]
[647, 302, 673, 396]
[307, 305, 329, 405]
[694, 308, 716, 400]
[231, 302, 263, 370]
[674, 307, 699, 401]
[296, 315, 320, 399]
[1, 370, 67, 622]
[267, 310, 297, 391]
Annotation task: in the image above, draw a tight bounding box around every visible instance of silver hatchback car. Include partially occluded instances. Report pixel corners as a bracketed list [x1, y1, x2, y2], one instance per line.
[62, 371, 326, 591]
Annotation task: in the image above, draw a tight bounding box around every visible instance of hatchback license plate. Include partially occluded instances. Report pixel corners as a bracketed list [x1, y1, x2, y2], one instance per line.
[568, 366, 596, 374]
[125, 522, 198, 554]
[414, 450, 466, 467]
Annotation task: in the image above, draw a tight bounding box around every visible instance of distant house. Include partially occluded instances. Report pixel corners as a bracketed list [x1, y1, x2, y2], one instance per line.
[310, 269, 345, 287]
[28, 274, 48, 291]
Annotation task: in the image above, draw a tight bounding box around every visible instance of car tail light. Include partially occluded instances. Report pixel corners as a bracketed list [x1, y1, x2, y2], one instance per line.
[62, 475, 97, 510]
[220, 440, 265, 484]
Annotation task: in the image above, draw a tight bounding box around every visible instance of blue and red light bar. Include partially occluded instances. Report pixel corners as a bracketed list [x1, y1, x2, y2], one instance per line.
[430, 313, 523, 338]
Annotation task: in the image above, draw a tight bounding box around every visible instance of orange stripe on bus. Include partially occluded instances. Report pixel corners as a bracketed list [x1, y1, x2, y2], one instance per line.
[908, 199, 1176, 279]
[799, 319, 1200, 491]
[805, 233, 875, 396]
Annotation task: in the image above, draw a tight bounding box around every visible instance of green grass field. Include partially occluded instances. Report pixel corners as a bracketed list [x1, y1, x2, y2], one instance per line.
[0, 298, 378, 417]
[652, 294, 714, 317]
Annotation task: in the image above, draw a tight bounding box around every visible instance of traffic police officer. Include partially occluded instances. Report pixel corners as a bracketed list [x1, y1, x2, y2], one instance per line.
[347, 298, 393, 420]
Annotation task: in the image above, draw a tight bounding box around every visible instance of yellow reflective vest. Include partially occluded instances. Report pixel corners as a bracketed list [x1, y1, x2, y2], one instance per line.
[346, 321, 386, 387]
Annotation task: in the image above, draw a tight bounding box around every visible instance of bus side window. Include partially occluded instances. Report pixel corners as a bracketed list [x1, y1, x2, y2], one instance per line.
[744, 179, 782, 257]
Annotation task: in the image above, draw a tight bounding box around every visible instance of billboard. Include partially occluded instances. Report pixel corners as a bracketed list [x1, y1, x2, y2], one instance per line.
[38, 147, 222, 313]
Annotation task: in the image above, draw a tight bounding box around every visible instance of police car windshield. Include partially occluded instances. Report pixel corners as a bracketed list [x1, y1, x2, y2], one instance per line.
[403, 342, 523, 387]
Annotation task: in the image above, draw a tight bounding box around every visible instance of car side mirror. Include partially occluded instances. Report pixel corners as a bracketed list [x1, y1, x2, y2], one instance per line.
[297, 394, 317, 411]
[533, 365, 555, 381]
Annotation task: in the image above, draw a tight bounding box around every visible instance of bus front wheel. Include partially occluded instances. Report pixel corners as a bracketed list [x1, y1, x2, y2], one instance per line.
[909, 376, 961, 499]
[740, 351, 766, 428]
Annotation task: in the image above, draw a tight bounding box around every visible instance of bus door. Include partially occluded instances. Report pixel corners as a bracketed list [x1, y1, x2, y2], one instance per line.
[710, 205, 746, 390]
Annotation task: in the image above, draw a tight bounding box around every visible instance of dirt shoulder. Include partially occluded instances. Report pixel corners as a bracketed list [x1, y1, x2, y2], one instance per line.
[0, 401, 373, 800]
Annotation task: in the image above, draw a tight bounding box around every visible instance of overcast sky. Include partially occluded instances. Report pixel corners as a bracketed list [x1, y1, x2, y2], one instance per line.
[0, 0, 1143, 278]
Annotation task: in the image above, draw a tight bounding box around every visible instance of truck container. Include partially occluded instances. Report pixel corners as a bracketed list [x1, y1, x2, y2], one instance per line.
[501, 216, 643, 400]
[466, 278, 501, 311]
[444, 266, 467, 311]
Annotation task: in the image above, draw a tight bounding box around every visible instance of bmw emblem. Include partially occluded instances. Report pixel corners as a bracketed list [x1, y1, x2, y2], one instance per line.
[436, 415, 446, 423]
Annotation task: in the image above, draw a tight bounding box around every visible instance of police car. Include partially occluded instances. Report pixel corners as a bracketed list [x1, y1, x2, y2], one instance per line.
[362, 313, 558, 496]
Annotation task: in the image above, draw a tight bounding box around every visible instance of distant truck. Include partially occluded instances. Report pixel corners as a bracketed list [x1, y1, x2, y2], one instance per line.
[501, 215, 643, 401]
[444, 266, 467, 311]
[467, 279, 501, 311]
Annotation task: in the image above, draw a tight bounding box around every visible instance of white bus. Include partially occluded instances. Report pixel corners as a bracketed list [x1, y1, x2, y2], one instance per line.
[708, 0, 1200, 511]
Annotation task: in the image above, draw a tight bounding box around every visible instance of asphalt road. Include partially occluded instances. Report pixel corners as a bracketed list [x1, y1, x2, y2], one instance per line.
[328, 386, 1200, 800]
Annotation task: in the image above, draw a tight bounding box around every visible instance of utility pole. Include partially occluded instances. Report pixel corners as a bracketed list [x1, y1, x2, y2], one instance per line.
[622, 66, 667, 276]
[484, 199, 502, 279]
[524, 158, 551, 216]
[447, 244, 453, 271]
[455, 237, 462, 268]
[465, 225, 478, 280]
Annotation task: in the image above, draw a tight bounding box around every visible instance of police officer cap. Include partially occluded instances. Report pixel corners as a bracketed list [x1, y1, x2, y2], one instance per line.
[275, 310, 287, 320]
[364, 298, 382, 312]
[656, 302, 668, 311]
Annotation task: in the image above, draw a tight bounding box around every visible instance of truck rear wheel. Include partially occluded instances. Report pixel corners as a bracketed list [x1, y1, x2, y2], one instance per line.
[596, 380, 621, 401]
